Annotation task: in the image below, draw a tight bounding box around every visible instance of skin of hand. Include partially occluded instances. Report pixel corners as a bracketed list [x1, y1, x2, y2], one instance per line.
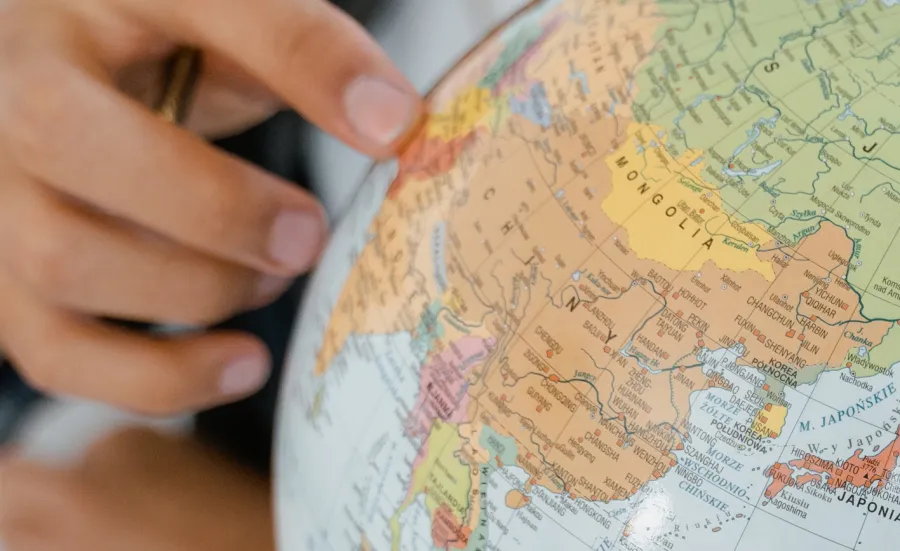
[0, 0, 423, 414]
[0, 428, 276, 551]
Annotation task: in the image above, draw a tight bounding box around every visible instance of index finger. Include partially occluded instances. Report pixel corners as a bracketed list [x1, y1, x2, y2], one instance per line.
[116, 0, 424, 158]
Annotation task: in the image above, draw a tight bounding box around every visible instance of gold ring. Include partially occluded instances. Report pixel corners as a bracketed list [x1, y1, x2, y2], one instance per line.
[156, 48, 202, 125]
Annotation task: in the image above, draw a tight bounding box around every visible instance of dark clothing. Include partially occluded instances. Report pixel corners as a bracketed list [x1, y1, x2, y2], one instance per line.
[0, 368, 41, 444]
[197, 111, 310, 475]
[196, 0, 387, 475]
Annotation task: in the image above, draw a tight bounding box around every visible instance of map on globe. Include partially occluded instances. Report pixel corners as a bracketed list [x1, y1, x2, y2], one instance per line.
[274, 0, 900, 549]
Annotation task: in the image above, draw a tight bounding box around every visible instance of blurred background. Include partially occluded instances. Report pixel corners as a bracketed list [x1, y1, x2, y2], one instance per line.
[4, 0, 528, 468]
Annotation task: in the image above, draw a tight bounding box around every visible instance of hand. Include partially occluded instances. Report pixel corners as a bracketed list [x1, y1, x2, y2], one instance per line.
[0, 0, 423, 414]
[0, 428, 275, 551]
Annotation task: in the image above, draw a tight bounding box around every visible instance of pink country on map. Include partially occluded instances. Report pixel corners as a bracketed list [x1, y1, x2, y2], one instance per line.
[275, 0, 900, 550]
[406, 336, 496, 438]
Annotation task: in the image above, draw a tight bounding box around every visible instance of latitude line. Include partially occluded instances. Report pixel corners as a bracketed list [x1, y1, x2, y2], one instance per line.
[853, 513, 868, 550]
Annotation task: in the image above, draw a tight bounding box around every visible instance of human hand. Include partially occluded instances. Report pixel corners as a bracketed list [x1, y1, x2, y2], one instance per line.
[0, 427, 275, 551]
[0, 0, 422, 414]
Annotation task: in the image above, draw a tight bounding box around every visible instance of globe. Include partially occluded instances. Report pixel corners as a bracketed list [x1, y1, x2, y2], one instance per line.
[274, 0, 900, 549]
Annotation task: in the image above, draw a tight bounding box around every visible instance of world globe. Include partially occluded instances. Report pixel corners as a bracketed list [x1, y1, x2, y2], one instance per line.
[274, 0, 900, 549]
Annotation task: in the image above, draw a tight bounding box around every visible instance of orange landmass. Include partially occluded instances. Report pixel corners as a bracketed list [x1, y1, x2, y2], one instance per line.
[447, 104, 699, 503]
[505, 489, 530, 509]
[595, 221, 891, 391]
[789, 427, 900, 490]
[796, 472, 822, 487]
[306, 0, 896, 528]
[431, 504, 471, 550]
[313, 0, 670, 383]
[764, 462, 797, 499]
[475, 320, 691, 503]
[727, 222, 891, 377]
[313, 185, 444, 374]
[765, 464, 824, 500]
[391, 131, 478, 199]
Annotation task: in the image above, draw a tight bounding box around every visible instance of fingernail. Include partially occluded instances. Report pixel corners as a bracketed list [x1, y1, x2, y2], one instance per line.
[344, 76, 418, 146]
[219, 356, 270, 397]
[269, 210, 323, 271]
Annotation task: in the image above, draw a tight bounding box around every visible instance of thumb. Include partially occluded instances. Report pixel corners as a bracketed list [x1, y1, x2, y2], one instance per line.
[117, 0, 424, 158]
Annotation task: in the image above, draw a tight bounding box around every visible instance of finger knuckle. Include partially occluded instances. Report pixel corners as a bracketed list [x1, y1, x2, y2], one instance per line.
[187, 161, 248, 239]
[270, 14, 335, 78]
[189, 277, 250, 326]
[132, 373, 191, 417]
[132, 393, 182, 417]
[0, 22, 75, 168]
[153, 262, 245, 327]
[12, 207, 79, 297]
[6, 68, 74, 167]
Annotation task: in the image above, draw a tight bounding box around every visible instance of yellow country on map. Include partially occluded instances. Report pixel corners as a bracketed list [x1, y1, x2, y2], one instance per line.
[602, 123, 776, 281]
[426, 85, 496, 141]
